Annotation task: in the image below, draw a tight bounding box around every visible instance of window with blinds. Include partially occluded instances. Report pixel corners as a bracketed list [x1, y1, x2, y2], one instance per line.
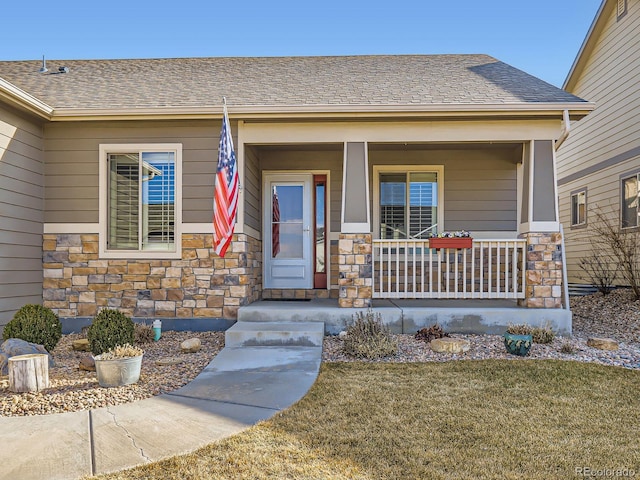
[107, 151, 176, 251]
[379, 171, 438, 239]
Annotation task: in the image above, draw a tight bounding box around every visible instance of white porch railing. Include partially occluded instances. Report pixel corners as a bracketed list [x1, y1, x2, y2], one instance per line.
[372, 239, 526, 299]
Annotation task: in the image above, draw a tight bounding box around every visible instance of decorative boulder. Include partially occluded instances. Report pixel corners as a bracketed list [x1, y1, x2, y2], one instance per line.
[79, 355, 96, 371]
[430, 337, 471, 354]
[72, 339, 91, 352]
[587, 337, 619, 351]
[0, 339, 54, 375]
[180, 338, 202, 353]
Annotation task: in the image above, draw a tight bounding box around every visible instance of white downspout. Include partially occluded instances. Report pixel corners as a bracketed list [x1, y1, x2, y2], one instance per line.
[555, 110, 571, 150]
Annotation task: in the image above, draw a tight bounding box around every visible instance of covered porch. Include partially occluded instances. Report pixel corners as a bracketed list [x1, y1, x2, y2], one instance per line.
[239, 120, 566, 315]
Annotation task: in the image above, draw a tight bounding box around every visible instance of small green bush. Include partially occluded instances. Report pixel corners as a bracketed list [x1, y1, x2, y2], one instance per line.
[342, 309, 398, 359]
[87, 309, 135, 355]
[134, 323, 154, 344]
[2, 304, 62, 352]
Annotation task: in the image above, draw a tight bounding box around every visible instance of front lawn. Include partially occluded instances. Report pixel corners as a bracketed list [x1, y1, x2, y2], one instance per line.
[94, 360, 640, 480]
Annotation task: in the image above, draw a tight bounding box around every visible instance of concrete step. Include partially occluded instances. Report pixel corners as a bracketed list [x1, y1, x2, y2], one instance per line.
[225, 321, 325, 347]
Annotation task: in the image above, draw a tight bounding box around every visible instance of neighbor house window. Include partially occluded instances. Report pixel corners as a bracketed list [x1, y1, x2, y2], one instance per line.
[376, 167, 442, 239]
[570, 189, 586, 227]
[622, 173, 639, 228]
[99, 144, 182, 258]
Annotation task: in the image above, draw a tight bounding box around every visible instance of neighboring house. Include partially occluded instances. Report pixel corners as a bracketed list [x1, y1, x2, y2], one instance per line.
[557, 0, 640, 285]
[0, 54, 593, 332]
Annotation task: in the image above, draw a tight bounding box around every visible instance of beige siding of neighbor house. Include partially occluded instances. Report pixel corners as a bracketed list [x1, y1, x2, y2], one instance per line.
[369, 147, 519, 233]
[43, 119, 229, 224]
[0, 103, 44, 326]
[557, 0, 640, 284]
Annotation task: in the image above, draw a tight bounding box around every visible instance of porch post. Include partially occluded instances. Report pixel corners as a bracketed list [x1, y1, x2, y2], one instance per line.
[518, 140, 564, 308]
[339, 142, 372, 307]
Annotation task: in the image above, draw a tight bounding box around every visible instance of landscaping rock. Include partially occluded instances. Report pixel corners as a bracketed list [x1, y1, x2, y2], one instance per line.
[79, 355, 95, 371]
[430, 337, 471, 354]
[587, 337, 619, 351]
[0, 339, 54, 375]
[155, 357, 184, 366]
[72, 339, 90, 352]
[180, 338, 201, 353]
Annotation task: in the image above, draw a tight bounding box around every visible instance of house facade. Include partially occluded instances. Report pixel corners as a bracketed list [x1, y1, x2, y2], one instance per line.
[557, 0, 640, 285]
[0, 55, 592, 331]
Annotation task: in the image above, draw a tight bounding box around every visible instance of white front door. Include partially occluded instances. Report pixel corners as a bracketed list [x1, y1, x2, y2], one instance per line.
[263, 173, 313, 289]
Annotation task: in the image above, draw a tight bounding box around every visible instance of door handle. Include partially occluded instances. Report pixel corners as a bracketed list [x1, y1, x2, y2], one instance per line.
[303, 226, 311, 233]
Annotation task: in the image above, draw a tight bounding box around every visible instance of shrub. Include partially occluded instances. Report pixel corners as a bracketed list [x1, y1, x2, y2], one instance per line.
[559, 342, 576, 354]
[415, 324, 448, 343]
[96, 343, 144, 360]
[506, 323, 532, 336]
[134, 323, 154, 344]
[342, 309, 398, 359]
[531, 324, 556, 344]
[2, 304, 62, 352]
[507, 323, 555, 344]
[87, 309, 135, 355]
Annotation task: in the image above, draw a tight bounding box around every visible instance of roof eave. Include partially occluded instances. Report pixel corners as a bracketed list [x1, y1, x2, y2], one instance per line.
[0, 77, 54, 120]
[49, 103, 595, 122]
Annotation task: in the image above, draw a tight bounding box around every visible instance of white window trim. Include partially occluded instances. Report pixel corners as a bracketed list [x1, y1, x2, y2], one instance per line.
[99, 143, 183, 259]
[621, 172, 640, 230]
[570, 188, 587, 228]
[373, 165, 445, 240]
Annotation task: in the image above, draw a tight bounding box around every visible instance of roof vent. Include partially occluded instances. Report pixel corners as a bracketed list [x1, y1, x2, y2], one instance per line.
[38, 56, 48, 73]
[58, 66, 69, 74]
[617, 0, 627, 19]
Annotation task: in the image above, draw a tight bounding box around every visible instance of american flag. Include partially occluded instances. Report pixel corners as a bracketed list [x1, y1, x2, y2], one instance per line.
[272, 186, 280, 258]
[212, 102, 238, 257]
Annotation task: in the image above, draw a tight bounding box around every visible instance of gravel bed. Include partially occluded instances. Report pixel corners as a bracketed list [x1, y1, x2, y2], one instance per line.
[323, 289, 640, 370]
[2, 290, 639, 417]
[0, 331, 224, 417]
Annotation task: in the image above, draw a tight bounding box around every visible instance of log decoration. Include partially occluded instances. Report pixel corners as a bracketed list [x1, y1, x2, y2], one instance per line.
[8, 353, 50, 393]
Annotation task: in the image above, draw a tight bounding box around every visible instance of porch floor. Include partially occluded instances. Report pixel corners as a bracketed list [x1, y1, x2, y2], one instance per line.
[237, 298, 572, 336]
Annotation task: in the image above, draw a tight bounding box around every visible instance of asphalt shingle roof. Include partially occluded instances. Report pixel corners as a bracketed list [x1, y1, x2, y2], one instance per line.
[0, 55, 587, 111]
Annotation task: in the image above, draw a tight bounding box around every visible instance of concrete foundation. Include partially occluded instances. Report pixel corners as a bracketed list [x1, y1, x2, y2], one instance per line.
[237, 298, 572, 336]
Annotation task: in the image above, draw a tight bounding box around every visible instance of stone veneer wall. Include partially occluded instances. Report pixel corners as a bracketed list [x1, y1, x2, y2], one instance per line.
[338, 233, 373, 308]
[518, 232, 563, 308]
[42, 233, 262, 320]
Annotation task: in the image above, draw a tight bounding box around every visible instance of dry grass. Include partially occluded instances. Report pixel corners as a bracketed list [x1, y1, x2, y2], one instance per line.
[92, 360, 640, 480]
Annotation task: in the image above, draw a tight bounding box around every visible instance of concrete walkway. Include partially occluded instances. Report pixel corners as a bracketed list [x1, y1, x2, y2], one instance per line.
[0, 322, 324, 480]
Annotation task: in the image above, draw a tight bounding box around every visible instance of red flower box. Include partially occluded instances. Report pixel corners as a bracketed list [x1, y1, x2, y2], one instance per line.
[429, 238, 473, 250]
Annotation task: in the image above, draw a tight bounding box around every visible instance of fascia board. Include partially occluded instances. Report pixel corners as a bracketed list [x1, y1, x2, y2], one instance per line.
[50, 102, 595, 122]
[0, 78, 54, 119]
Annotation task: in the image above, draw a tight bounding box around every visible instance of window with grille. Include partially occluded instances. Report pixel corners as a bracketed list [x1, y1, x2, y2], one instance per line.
[100, 144, 181, 257]
[379, 171, 439, 239]
[570, 189, 586, 227]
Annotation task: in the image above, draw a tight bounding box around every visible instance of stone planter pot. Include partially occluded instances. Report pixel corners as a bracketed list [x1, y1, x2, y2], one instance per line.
[94, 354, 143, 388]
[503, 333, 533, 356]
